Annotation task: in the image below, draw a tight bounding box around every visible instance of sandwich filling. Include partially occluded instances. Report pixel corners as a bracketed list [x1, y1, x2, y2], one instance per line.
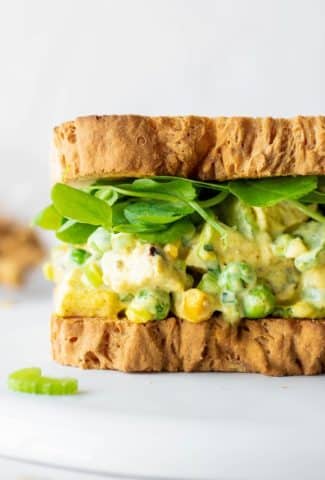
[35, 175, 325, 324]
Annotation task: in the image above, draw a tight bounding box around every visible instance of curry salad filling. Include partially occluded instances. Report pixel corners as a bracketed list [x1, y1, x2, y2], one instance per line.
[35, 175, 325, 324]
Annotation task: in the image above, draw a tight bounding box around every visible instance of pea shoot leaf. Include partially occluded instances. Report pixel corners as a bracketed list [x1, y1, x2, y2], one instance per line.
[300, 190, 325, 204]
[137, 218, 195, 245]
[130, 178, 197, 201]
[113, 223, 166, 233]
[33, 204, 63, 230]
[124, 200, 193, 225]
[228, 176, 317, 207]
[52, 183, 112, 227]
[35, 176, 325, 246]
[56, 220, 97, 244]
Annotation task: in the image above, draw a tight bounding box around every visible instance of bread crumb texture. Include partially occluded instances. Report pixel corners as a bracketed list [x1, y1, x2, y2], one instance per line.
[52, 316, 325, 376]
[52, 115, 325, 182]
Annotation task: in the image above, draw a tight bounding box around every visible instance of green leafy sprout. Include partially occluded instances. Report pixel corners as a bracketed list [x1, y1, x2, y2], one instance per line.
[34, 175, 325, 245]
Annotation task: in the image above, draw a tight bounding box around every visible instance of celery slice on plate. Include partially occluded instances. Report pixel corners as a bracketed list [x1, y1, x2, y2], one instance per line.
[8, 368, 78, 395]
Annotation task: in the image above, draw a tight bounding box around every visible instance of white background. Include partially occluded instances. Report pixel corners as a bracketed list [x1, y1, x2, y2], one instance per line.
[0, 2, 325, 478]
[0, 0, 324, 220]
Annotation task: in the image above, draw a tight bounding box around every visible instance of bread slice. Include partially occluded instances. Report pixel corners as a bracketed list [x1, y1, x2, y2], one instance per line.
[52, 115, 325, 183]
[51, 315, 325, 376]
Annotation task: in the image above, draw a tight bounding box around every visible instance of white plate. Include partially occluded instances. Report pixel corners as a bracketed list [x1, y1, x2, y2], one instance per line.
[1, 292, 325, 480]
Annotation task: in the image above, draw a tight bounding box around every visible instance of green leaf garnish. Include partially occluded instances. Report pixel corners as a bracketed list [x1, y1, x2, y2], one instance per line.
[288, 200, 325, 223]
[95, 188, 119, 205]
[300, 190, 325, 204]
[34, 175, 325, 247]
[124, 200, 193, 225]
[137, 218, 195, 244]
[188, 201, 229, 237]
[152, 176, 229, 191]
[112, 201, 129, 226]
[130, 178, 197, 201]
[228, 176, 317, 207]
[95, 185, 183, 203]
[52, 183, 112, 227]
[113, 223, 166, 233]
[8, 368, 78, 395]
[198, 191, 228, 208]
[56, 220, 97, 244]
[33, 204, 63, 230]
[85, 179, 226, 236]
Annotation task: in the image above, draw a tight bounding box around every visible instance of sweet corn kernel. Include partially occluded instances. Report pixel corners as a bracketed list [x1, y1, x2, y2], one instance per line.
[164, 243, 179, 259]
[43, 262, 54, 281]
[198, 247, 217, 263]
[126, 307, 153, 324]
[290, 300, 316, 318]
[182, 288, 214, 323]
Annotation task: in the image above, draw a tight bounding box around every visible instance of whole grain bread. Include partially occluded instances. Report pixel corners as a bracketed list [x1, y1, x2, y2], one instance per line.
[52, 115, 325, 183]
[52, 315, 325, 376]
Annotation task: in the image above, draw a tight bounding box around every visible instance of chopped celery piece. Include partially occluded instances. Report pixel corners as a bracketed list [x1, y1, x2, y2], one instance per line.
[8, 368, 78, 395]
[83, 263, 103, 287]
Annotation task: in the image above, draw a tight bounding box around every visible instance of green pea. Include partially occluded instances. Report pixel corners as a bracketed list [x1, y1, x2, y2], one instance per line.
[219, 262, 256, 292]
[243, 284, 275, 319]
[70, 248, 90, 265]
[131, 289, 170, 320]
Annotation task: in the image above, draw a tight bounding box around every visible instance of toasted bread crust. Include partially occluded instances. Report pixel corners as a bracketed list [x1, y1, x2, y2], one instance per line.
[52, 115, 325, 182]
[51, 315, 325, 376]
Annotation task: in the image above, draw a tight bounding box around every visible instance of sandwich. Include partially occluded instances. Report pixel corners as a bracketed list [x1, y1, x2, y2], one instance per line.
[35, 115, 325, 376]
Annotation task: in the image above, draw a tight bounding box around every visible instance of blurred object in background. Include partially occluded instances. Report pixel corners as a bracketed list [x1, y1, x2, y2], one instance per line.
[0, 216, 44, 287]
